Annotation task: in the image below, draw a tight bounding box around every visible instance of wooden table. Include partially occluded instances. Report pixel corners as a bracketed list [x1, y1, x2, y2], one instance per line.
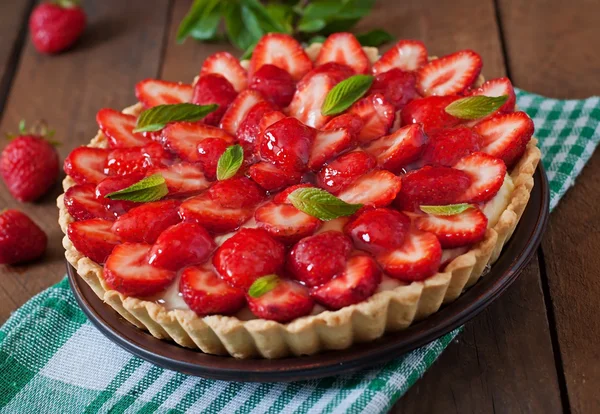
[0, 1, 598, 412]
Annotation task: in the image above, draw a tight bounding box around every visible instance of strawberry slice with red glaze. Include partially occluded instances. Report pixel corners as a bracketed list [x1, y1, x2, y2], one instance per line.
[95, 174, 143, 218]
[148, 163, 210, 197]
[200, 51, 248, 92]
[96, 109, 150, 149]
[248, 161, 301, 192]
[376, 230, 442, 282]
[207, 177, 265, 209]
[400, 95, 461, 133]
[149, 222, 215, 271]
[105, 142, 171, 176]
[196, 137, 229, 180]
[415, 207, 488, 248]
[308, 128, 354, 171]
[288, 73, 335, 129]
[162, 122, 234, 162]
[255, 201, 321, 244]
[259, 117, 316, 173]
[364, 123, 428, 173]
[112, 199, 181, 244]
[369, 68, 419, 110]
[135, 79, 193, 108]
[248, 64, 296, 108]
[421, 126, 482, 167]
[473, 111, 534, 168]
[236, 101, 277, 154]
[179, 193, 253, 233]
[315, 32, 370, 74]
[219, 90, 266, 136]
[469, 77, 516, 114]
[311, 255, 381, 310]
[345, 208, 410, 254]
[191, 74, 238, 126]
[316, 150, 376, 195]
[372, 40, 428, 74]
[249, 33, 312, 81]
[338, 170, 402, 208]
[300, 62, 354, 86]
[416, 50, 482, 96]
[68, 218, 120, 264]
[348, 93, 395, 143]
[247, 278, 314, 323]
[453, 152, 507, 203]
[64, 146, 109, 185]
[104, 243, 176, 296]
[180, 265, 245, 316]
[258, 110, 286, 134]
[64, 183, 111, 221]
[322, 113, 364, 140]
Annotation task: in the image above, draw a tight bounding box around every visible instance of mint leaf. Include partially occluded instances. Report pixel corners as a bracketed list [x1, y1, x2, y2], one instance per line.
[106, 174, 168, 203]
[224, 3, 257, 50]
[216, 144, 244, 180]
[445, 95, 509, 120]
[240, 4, 264, 40]
[337, 0, 376, 20]
[298, 18, 326, 33]
[321, 74, 374, 116]
[241, 0, 288, 34]
[420, 203, 473, 216]
[300, 0, 343, 21]
[134, 103, 218, 133]
[248, 274, 279, 298]
[265, 3, 293, 34]
[188, 0, 221, 41]
[177, 0, 210, 43]
[356, 29, 394, 47]
[288, 188, 363, 220]
[308, 35, 327, 45]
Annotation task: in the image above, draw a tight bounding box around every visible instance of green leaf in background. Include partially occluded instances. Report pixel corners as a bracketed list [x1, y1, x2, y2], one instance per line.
[420, 204, 474, 216]
[356, 29, 394, 47]
[216, 144, 244, 180]
[224, 3, 257, 51]
[248, 275, 280, 298]
[241, 0, 289, 34]
[299, 0, 343, 21]
[308, 35, 327, 45]
[298, 18, 327, 33]
[321, 74, 374, 116]
[241, 42, 257, 60]
[240, 3, 264, 40]
[106, 174, 168, 203]
[133, 103, 218, 133]
[265, 3, 294, 34]
[188, 0, 221, 41]
[288, 188, 363, 221]
[445, 95, 509, 120]
[337, 0, 376, 20]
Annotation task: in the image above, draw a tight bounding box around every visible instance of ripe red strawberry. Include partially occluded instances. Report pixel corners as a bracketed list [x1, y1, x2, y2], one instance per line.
[288, 73, 335, 129]
[64, 183, 111, 221]
[200, 51, 248, 92]
[272, 183, 313, 204]
[249, 64, 296, 108]
[259, 117, 316, 173]
[207, 177, 264, 209]
[148, 163, 209, 197]
[400, 95, 461, 133]
[135, 79, 193, 108]
[308, 128, 354, 171]
[180, 265, 245, 315]
[1, 133, 59, 202]
[338, 170, 402, 208]
[372, 40, 428, 74]
[287, 231, 352, 287]
[394, 166, 472, 211]
[249, 33, 313, 81]
[315, 33, 370, 74]
[179, 193, 253, 233]
[112, 199, 181, 244]
[300, 62, 354, 86]
[64, 146, 109, 185]
[29, 1, 86, 54]
[191, 74, 238, 126]
[415, 207, 488, 248]
[453, 152, 507, 202]
[96, 109, 150, 149]
[258, 110, 286, 135]
[219, 90, 266, 136]
[247, 161, 301, 192]
[421, 126, 482, 167]
[236, 101, 277, 154]
[148, 222, 215, 271]
[68, 218, 120, 264]
[365, 123, 428, 173]
[247, 278, 314, 322]
[105, 142, 171, 176]
[316, 150, 376, 195]
[348, 93, 395, 143]
[345, 208, 410, 254]
[95, 174, 143, 218]
[369, 68, 419, 110]
[104, 243, 176, 296]
[469, 77, 516, 114]
[162, 122, 233, 162]
[196, 138, 229, 180]
[0, 210, 47, 265]
[311, 255, 381, 310]
[473, 111, 535, 167]
[416, 50, 482, 96]
[376, 230, 442, 282]
[323, 113, 364, 141]
[255, 202, 321, 244]
[213, 228, 285, 289]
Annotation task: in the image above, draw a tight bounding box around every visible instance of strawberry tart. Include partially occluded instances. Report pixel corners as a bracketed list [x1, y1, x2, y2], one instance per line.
[58, 33, 540, 358]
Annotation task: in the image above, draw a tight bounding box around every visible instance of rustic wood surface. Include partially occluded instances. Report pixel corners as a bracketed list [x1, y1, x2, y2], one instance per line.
[0, 0, 598, 412]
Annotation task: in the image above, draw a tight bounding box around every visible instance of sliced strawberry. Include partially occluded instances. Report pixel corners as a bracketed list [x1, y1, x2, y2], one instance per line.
[95, 174, 143, 218]
[473, 111, 534, 168]
[308, 128, 354, 171]
[247, 278, 314, 323]
[315, 32, 370, 74]
[345, 208, 410, 254]
[96, 109, 150, 149]
[300, 62, 354, 86]
[64, 146, 109, 185]
[248, 64, 296, 108]
[236, 101, 277, 154]
[369, 68, 419, 110]
[104, 243, 176, 296]
[322, 113, 364, 141]
[338, 170, 402, 208]
[255, 202, 320, 244]
[111, 199, 181, 244]
[105, 142, 171, 176]
[348, 93, 395, 143]
[453, 152, 507, 202]
[288, 73, 335, 129]
[469, 77, 516, 114]
[400, 95, 461, 133]
[207, 177, 264, 209]
[149, 222, 215, 271]
[316, 150, 376, 195]
[162, 122, 234, 162]
[64, 183, 111, 221]
[249, 33, 312, 81]
[394, 166, 472, 211]
[219, 90, 266, 136]
[148, 163, 209, 197]
[259, 117, 316, 173]
[248, 161, 301, 192]
[416, 50, 482, 96]
[364, 123, 428, 173]
[415, 207, 488, 248]
[372, 40, 428, 74]
[258, 110, 286, 135]
[272, 183, 313, 204]
[191, 74, 238, 126]
[180, 265, 245, 316]
[196, 137, 229, 180]
[200, 51, 248, 92]
[376, 230, 442, 282]
[421, 126, 482, 167]
[67, 218, 120, 264]
[180, 193, 253, 233]
[135, 79, 193, 108]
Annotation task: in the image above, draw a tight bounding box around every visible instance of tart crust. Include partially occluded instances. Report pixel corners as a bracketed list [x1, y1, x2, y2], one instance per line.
[58, 47, 541, 359]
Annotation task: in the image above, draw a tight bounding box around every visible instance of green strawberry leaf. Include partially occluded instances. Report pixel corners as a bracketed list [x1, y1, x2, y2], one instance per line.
[248, 274, 280, 298]
[106, 174, 168, 203]
[288, 188, 363, 221]
[133, 103, 218, 133]
[420, 203, 474, 216]
[216, 144, 244, 181]
[356, 29, 394, 47]
[321, 74, 374, 116]
[444, 95, 509, 120]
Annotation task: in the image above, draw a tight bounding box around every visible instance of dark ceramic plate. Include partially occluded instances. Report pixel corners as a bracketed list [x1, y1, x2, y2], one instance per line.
[67, 166, 549, 382]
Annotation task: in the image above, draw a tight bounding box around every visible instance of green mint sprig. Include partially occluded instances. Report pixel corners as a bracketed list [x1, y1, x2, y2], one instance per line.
[288, 187, 363, 221]
[445, 95, 509, 120]
[133, 103, 218, 133]
[321, 74, 374, 116]
[105, 174, 169, 203]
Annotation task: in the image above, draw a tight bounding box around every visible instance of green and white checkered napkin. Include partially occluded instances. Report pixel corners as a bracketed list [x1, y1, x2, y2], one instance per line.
[1, 90, 599, 414]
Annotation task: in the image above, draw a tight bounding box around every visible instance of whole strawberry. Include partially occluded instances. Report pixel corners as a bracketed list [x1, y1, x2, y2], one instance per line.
[29, 0, 86, 55]
[1, 121, 60, 202]
[0, 210, 47, 265]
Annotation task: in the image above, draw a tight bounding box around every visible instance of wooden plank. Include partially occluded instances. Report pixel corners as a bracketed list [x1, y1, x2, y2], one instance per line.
[0, 0, 172, 323]
[499, 0, 600, 412]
